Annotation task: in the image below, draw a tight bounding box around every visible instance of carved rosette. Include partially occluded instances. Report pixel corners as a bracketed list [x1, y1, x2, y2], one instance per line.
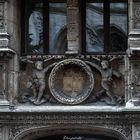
[49, 59, 94, 104]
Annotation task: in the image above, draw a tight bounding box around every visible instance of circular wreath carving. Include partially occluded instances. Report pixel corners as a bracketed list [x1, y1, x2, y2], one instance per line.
[49, 59, 94, 105]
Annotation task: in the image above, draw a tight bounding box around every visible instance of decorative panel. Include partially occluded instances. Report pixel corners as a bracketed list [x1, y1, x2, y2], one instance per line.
[19, 55, 125, 106]
[133, 3, 140, 29]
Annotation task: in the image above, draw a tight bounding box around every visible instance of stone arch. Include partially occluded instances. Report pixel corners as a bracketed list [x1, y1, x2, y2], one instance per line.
[14, 125, 128, 140]
[53, 26, 67, 54]
[110, 25, 127, 52]
[95, 24, 127, 52]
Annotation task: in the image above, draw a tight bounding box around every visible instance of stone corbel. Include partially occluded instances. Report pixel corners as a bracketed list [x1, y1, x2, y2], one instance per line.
[0, 30, 16, 58]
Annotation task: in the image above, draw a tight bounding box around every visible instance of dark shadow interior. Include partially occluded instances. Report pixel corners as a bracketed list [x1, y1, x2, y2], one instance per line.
[35, 134, 119, 140]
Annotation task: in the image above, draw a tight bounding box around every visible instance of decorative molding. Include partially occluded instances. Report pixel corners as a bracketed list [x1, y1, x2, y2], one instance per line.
[10, 125, 130, 140]
[6, 113, 133, 140]
[20, 55, 124, 61]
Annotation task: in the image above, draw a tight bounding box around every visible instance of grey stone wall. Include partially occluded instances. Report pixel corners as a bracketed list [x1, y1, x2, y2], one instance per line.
[0, 0, 139, 140]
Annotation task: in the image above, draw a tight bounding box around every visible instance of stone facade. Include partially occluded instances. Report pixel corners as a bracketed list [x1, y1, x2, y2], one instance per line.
[0, 0, 139, 140]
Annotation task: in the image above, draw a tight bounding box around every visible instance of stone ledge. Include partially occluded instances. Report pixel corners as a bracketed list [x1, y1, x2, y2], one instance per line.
[0, 105, 137, 113]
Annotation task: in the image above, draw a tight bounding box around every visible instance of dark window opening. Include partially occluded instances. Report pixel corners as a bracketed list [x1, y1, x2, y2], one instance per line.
[81, 0, 128, 54]
[21, 0, 67, 55]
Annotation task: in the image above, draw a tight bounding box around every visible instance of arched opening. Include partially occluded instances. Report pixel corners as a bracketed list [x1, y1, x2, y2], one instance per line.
[110, 26, 127, 52]
[96, 25, 127, 52]
[35, 134, 119, 140]
[53, 26, 67, 54]
[14, 125, 128, 140]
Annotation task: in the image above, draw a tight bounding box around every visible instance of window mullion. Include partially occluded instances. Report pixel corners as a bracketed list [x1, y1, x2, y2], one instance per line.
[43, 0, 49, 54]
[104, 1, 110, 53]
[81, 0, 86, 53]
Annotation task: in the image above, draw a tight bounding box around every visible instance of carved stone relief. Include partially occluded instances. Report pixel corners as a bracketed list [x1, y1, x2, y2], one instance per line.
[19, 57, 56, 105]
[132, 63, 140, 94]
[49, 59, 94, 104]
[0, 1, 8, 48]
[7, 113, 132, 140]
[19, 55, 124, 106]
[0, 1, 13, 54]
[133, 3, 140, 29]
[133, 125, 140, 140]
[0, 3, 4, 29]
[85, 56, 124, 105]
[126, 60, 140, 106]
[0, 63, 9, 105]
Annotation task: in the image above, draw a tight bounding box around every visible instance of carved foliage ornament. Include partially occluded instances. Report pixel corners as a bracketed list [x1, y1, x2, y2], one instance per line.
[49, 59, 94, 105]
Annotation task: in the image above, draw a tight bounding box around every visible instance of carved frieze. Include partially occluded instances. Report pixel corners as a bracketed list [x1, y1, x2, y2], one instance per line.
[19, 56, 124, 106]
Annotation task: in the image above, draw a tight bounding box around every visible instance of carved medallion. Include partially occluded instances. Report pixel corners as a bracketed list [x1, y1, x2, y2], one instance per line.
[49, 59, 94, 104]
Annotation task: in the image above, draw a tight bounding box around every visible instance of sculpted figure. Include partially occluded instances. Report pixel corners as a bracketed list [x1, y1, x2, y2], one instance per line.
[23, 58, 55, 105]
[29, 61, 47, 104]
[86, 59, 122, 105]
[100, 60, 121, 105]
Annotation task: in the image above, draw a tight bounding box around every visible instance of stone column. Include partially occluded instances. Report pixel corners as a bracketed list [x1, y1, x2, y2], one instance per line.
[126, 0, 140, 107]
[128, 0, 140, 51]
[66, 0, 80, 54]
[3, 0, 20, 107]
